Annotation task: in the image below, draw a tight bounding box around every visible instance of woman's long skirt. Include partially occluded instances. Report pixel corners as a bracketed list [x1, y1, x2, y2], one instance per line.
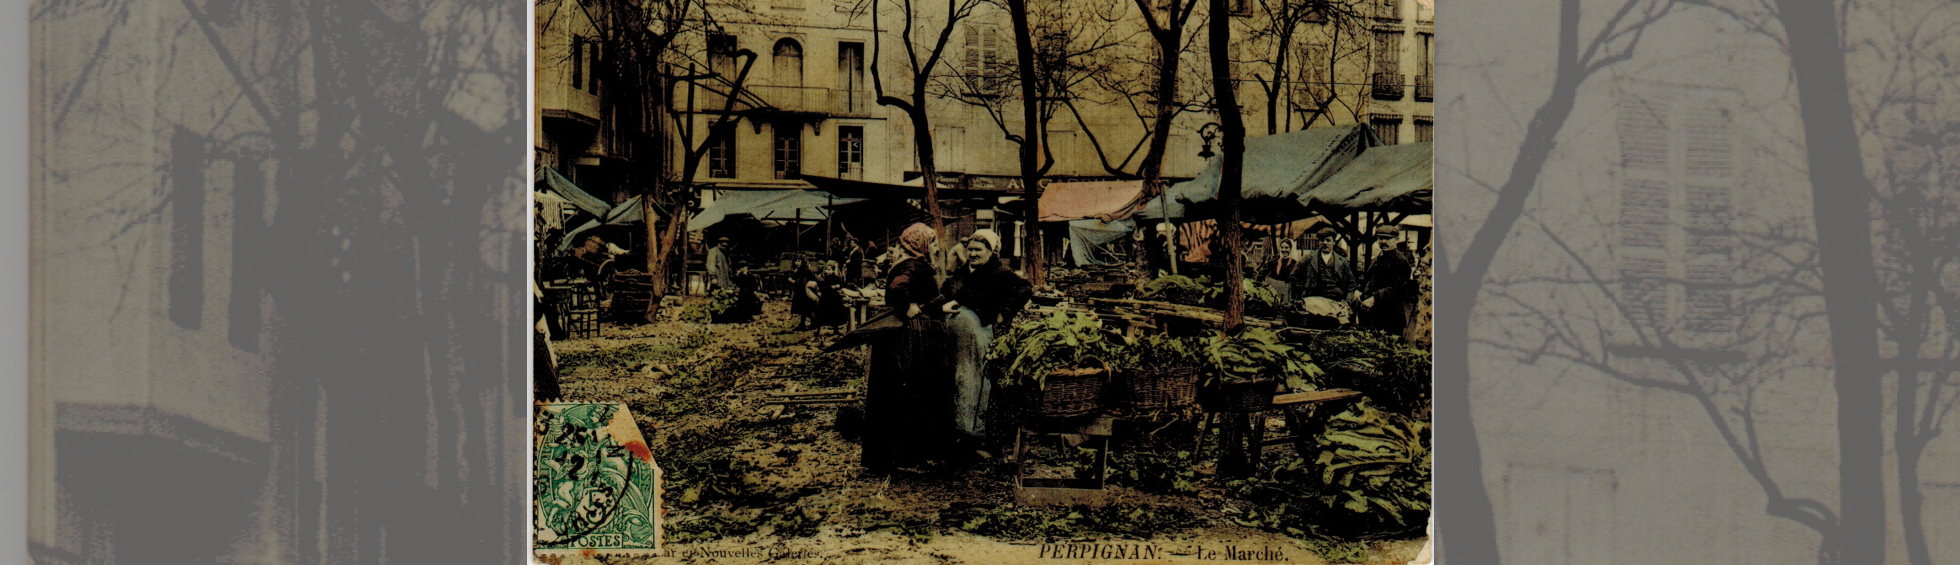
[947, 308, 994, 439]
[860, 317, 957, 471]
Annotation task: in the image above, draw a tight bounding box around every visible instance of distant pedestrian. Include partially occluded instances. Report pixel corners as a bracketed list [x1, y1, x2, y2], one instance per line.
[707, 238, 736, 291]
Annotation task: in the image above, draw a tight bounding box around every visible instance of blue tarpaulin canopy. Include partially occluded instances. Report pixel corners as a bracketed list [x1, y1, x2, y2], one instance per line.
[1298, 141, 1432, 213]
[560, 196, 650, 251]
[535, 165, 612, 218]
[1137, 125, 1380, 222]
[687, 189, 866, 230]
[1067, 219, 1136, 266]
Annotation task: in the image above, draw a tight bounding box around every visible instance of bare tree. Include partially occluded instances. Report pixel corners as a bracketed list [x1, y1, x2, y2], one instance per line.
[1433, 0, 1681, 560]
[937, 0, 1132, 284]
[1845, 3, 1960, 561]
[1238, 0, 1377, 134]
[1473, 199, 1863, 563]
[1208, 0, 1248, 327]
[870, 0, 988, 268]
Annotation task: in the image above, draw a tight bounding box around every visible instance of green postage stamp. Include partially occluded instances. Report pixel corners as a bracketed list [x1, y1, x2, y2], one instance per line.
[534, 403, 663, 556]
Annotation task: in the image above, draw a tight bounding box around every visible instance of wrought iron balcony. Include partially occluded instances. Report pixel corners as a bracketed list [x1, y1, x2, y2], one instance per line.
[1372, 72, 1405, 100]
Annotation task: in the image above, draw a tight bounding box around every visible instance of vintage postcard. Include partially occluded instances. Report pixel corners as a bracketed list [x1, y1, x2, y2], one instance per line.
[531, 0, 1434, 562]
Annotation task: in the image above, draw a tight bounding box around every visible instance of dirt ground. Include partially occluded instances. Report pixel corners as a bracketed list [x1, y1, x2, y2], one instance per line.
[539, 298, 1429, 565]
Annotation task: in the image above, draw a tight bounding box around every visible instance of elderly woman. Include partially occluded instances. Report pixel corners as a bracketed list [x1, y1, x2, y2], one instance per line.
[938, 230, 1033, 448]
[861, 223, 956, 472]
[815, 261, 849, 332]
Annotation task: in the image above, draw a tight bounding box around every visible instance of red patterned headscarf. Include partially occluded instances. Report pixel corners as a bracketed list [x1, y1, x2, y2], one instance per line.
[899, 222, 936, 259]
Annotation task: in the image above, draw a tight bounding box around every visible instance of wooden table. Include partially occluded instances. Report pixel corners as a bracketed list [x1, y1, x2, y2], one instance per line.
[1200, 388, 1363, 478]
[1014, 415, 1117, 507]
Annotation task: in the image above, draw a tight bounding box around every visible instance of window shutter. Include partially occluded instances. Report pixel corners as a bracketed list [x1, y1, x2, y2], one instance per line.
[965, 28, 980, 75]
[983, 28, 1001, 75]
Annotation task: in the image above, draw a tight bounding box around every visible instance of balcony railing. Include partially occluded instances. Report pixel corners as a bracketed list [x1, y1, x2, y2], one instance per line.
[747, 85, 877, 117]
[1414, 74, 1433, 101]
[1372, 72, 1404, 100]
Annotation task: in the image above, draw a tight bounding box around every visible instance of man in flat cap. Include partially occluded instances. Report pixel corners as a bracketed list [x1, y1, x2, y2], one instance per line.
[1361, 224, 1417, 339]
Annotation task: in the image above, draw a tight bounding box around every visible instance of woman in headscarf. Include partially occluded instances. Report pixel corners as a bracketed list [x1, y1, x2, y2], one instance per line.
[938, 229, 1032, 454]
[861, 223, 956, 472]
[816, 260, 849, 332]
[791, 257, 818, 330]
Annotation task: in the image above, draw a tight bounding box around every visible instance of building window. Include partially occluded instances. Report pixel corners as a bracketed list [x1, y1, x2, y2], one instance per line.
[774, 124, 801, 179]
[585, 40, 601, 94]
[773, 38, 804, 87]
[1370, 116, 1401, 145]
[571, 37, 585, 90]
[709, 33, 737, 80]
[964, 25, 1003, 88]
[1414, 33, 1433, 101]
[1414, 118, 1433, 142]
[708, 128, 735, 178]
[1298, 42, 1330, 105]
[1615, 85, 1737, 335]
[169, 128, 205, 330]
[838, 42, 865, 91]
[1372, 31, 1403, 100]
[1376, 0, 1401, 20]
[838, 126, 864, 179]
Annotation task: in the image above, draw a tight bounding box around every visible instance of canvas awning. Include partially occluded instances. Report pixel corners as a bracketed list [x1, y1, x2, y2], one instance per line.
[687, 189, 865, 230]
[535, 165, 612, 218]
[1068, 219, 1136, 266]
[1038, 180, 1146, 222]
[1299, 141, 1432, 214]
[1136, 125, 1379, 222]
[560, 196, 650, 251]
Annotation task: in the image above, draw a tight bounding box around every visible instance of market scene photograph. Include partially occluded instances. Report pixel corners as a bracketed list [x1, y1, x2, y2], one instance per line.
[531, 0, 1434, 561]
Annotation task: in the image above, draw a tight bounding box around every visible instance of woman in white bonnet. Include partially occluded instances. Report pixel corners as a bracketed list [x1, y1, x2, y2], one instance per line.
[938, 229, 1032, 456]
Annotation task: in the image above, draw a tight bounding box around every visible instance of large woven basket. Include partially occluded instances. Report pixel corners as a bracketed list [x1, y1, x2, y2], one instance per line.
[1031, 359, 1110, 418]
[1199, 378, 1281, 412]
[1123, 366, 1201, 411]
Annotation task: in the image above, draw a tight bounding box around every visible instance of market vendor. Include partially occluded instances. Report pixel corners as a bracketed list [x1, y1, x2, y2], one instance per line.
[1258, 237, 1301, 300]
[1296, 228, 1356, 302]
[861, 223, 957, 473]
[938, 229, 1033, 451]
[1361, 225, 1418, 340]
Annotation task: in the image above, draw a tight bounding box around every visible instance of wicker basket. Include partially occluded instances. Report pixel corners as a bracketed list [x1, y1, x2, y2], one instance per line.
[1031, 359, 1110, 418]
[1123, 366, 1201, 411]
[1199, 378, 1281, 412]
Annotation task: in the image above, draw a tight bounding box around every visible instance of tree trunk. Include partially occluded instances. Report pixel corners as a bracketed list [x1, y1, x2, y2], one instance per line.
[1210, 0, 1245, 329]
[1774, 1, 1885, 562]
[909, 103, 948, 274]
[1008, 0, 1045, 286]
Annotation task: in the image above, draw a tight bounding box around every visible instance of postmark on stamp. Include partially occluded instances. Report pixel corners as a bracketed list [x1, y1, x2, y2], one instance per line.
[534, 402, 663, 556]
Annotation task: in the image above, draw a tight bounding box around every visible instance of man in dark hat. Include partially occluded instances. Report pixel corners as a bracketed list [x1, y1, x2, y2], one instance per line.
[1360, 224, 1417, 339]
[707, 237, 736, 291]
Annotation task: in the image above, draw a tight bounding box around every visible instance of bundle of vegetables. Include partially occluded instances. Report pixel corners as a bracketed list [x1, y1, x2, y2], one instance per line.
[1201, 278, 1283, 316]
[1295, 330, 1430, 415]
[1116, 333, 1206, 369]
[1313, 400, 1431, 534]
[1136, 275, 1209, 306]
[707, 288, 740, 318]
[1202, 326, 1323, 391]
[989, 310, 1123, 389]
